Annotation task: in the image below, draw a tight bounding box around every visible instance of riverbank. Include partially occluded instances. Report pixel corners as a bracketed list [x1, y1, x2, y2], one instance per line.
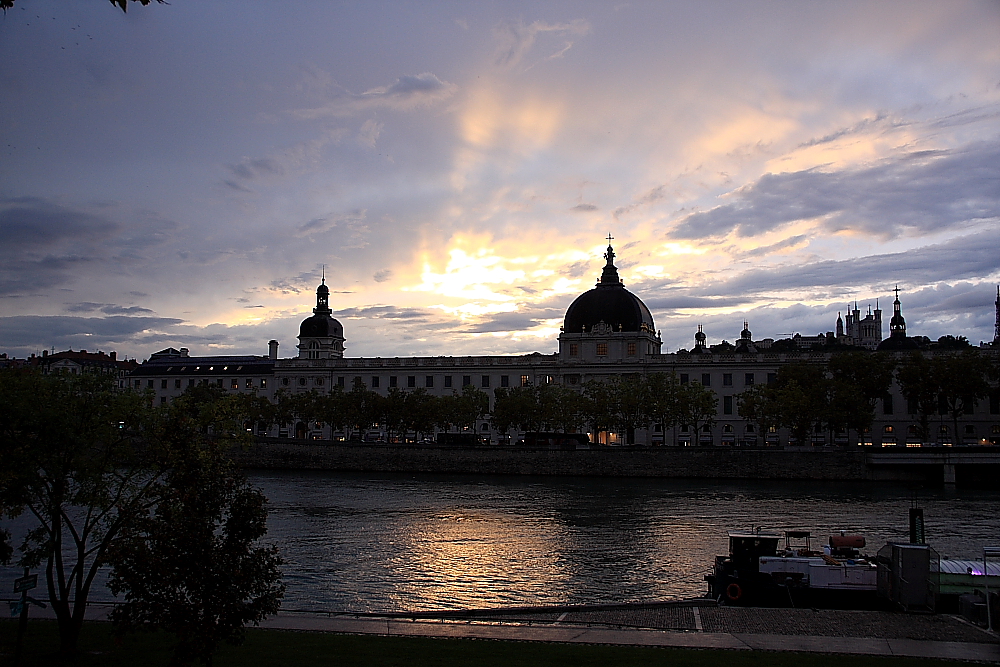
[232, 439, 986, 483]
[5, 602, 997, 665]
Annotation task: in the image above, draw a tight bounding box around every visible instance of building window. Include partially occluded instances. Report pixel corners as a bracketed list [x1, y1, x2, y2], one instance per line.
[767, 373, 777, 384]
[723, 424, 734, 433]
[407, 376, 416, 388]
[134, 379, 141, 388]
[444, 375, 452, 388]
[231, 379, 239, 389]
[627, 342, 636, 356]
[521, 375, 530, 387]
[883, 395, 893, 415]
[964, 425, 976, 434]
[744, 373, 754, 386]
[189, 378, 196, 388]
[680, 374, 689, 384]
[569, 343, 579, 356]
[426, 375, 434, 388]
[245, 378, 253, 389]
[482, 375, 490, 388]
[147, 379, 154, 388]
[260, 379, 267, 389]
[724, 396, 733, 415]
[596, 343, 608, 356]
[175, 379, 182, 389]
[990, 391, 1000, 415]
[500, 375, 509, 387]
[462, 375, 471, 387]
[371, 376, 380, 388]
[217, 379, 224, 387]
[566, 375, 579, 385]
[389, 376, 398, 388]
[702, 373, 711, 387]
[317, 377, 325, 386]
[544, 375, 554, 385]
[337, 376, 345, 387]
[884, 425, 894, 434]
[282, 377, 290, 386]
[298, 377, 307, 386]
[160, 396, 167, 405]
[723, 373, 733, 387]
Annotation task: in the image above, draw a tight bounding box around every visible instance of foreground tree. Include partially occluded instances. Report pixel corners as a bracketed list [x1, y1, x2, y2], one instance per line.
[0, 370, 160, 656]
[108, 393, 284, 666]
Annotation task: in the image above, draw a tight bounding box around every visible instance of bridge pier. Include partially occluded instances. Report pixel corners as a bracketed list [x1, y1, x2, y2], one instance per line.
[943, 463, 957, 486]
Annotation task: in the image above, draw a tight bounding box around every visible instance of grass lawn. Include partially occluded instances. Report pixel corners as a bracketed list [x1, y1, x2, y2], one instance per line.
[0, 619, 977, 667]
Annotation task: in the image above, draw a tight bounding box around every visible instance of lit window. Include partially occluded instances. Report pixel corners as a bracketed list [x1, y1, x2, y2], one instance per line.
[245, 378, 253, 389]
[884, 425, 893, 433]
[260, 379, 267, 389]
[521, 375, 530, 387]
[627, 343, 636, 356]
[596, 343, 608, 356]
[569, 343, 579, 356]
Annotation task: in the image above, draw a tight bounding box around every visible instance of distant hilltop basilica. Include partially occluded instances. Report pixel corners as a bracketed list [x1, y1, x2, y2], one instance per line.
[130, 240, 1000, 447]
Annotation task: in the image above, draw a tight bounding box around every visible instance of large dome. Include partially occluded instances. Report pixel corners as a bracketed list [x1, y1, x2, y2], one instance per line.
[299, 313, 343, 338]
[563, 244, 655, 334]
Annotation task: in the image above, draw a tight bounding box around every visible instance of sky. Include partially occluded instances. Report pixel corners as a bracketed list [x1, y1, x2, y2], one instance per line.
[1, 0, 999, 361]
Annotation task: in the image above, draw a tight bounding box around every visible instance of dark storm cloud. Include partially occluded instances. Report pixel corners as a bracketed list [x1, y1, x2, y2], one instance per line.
[671, 140, 1000, 239]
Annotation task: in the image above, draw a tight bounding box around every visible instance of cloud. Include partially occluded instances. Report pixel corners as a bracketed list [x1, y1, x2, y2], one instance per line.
[570, 203, 597, 212]
[613, 184, 669, 220]
[295, 209, 368, 248]
[0, 314, 184, 355]
[728, 235, 809, 259]
[293, 72, 457, 119]
[493, 19, 590, 69]
[691, 230, 1000, 298]
[65, 302, 154, 315]
[797, 112, 907, 148]
[228, 157, 285, 180]
[335, 305, 430, 320]
[373, 269, 393, 283]
[359, 119, 383, 149]
[671, 140, 1000, 240]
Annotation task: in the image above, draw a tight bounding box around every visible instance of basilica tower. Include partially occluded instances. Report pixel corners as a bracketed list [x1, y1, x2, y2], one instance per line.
[297, 276, 345, 359]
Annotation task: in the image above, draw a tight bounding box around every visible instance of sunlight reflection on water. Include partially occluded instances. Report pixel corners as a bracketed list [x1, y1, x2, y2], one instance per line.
[249, 471, 1000, 613]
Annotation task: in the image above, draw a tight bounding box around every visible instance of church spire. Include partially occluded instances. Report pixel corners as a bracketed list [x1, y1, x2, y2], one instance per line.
[889, 284, 905, 337]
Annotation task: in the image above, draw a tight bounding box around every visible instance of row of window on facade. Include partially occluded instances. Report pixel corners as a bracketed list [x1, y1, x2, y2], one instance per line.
[279, 374, 536, 389]
[137, 378, 268, 390]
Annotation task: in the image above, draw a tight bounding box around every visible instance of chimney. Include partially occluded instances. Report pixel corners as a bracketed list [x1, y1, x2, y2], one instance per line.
[42, 349, 48, 357]
[179, 348, 189, 357]
[268, 340, 279, 360]
[110, 351, 117, 361]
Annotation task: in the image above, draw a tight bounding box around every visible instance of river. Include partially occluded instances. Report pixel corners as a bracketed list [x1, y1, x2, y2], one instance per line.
[250, 471, 1000, 613]
[3, 472, 998, 613]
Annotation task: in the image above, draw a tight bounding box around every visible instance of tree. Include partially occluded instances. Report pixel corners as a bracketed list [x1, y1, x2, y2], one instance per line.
[773, 362, 828, 446]
[0, 370, 161, 656]
[896, 352, 940, 443]
[645, 372, 681, 442]
[609, 375, 648, 444]
[581, 380, 616, 443]
[737, 383, 781, 446]
[933, 350, 991, 445]
[2, 0, 165, 12]
[675, 381, 718, 446]
[107, 396, 284, 666]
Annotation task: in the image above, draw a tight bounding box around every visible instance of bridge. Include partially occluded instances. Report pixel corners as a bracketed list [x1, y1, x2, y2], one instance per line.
[866, 447, 1000, 485]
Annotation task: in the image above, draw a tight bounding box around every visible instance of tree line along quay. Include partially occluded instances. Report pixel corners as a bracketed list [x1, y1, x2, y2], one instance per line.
[224, 347, 999, 449]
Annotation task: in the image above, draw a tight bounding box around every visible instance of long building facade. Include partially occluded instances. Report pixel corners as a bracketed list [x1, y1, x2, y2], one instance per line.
[130, 242, 1000, 447]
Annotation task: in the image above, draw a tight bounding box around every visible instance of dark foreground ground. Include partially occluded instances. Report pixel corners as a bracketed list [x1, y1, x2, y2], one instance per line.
[2, 602, 998, 666]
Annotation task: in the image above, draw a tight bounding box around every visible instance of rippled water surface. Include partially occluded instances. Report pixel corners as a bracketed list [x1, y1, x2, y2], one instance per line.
[4, 472, 998, 613]
[250, 471, 1000, 613]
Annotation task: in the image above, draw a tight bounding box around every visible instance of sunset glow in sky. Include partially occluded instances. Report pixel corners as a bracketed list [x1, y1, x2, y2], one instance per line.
[2, 1, 999, 360]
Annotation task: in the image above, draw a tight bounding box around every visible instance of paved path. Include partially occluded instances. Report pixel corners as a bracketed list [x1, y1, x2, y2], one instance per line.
[20, 602, 1000, 662]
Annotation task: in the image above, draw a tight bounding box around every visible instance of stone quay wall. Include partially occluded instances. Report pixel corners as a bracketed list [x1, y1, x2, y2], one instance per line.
[230, 439, 924, 481]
